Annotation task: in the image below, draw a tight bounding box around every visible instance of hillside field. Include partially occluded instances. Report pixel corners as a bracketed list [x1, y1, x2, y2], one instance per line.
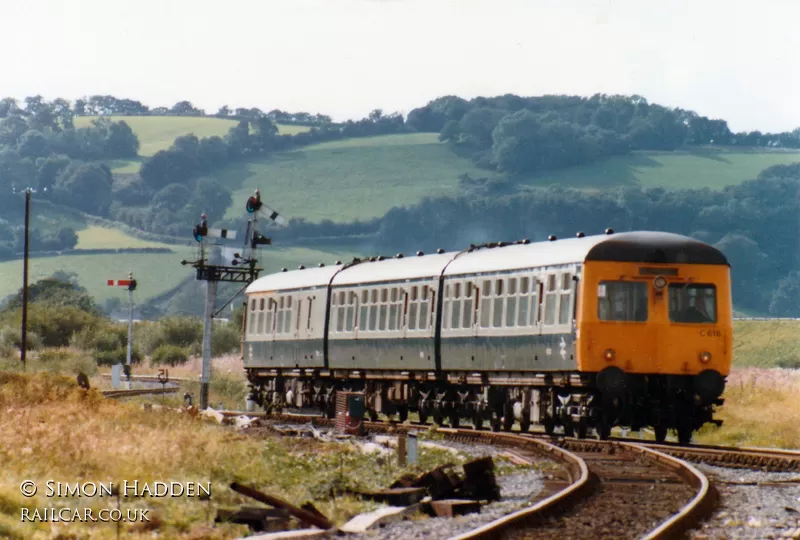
[74, 116, 311, 170]
[0, 245, 356, 305]
[207, 135, 800, 224]
[732, 319, 800, 367]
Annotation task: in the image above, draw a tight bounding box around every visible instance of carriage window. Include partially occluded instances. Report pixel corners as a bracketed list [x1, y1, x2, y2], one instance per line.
[250, 299, 256, 312]
[559, 273, 573, 325]
[669, 284, 717, 323]
[598, 281, 648, 322]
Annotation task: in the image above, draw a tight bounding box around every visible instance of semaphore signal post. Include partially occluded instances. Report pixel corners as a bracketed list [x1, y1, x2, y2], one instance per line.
[181, 189, 279, 410]
[107, 273, 138, 389]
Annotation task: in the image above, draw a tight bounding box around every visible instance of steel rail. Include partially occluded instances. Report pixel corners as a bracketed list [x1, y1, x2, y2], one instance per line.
[101, 387, 179, 398]
[622, 442, 716, 540]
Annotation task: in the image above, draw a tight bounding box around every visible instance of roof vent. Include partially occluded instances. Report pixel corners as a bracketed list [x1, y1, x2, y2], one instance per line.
[281, 268, 287, 272]
[437, 248, 445, 254]
[318, 263, 325, 267]
[395, 253, 404, 258]
[369, 257, 376, 262]
[469, 243, 476, 249]
[521, 238, 530, 244]
[576, 231, 585, 238]
[335, 260, 342, 265]
[298, 265, 305, 269]
[498, 241, 506, 247]
[416, 251, 424, 256]
[548, 235, 557, 241]
[605, 228, 614, 235]
[377, 255, 385, 261]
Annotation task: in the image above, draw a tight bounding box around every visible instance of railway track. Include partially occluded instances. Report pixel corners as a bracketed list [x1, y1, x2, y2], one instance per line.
[100, 386, 179, 399]
[240, 413, 714, 539]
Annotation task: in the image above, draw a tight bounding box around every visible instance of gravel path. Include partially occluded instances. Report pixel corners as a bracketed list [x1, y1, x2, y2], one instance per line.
[689, 464, 800, 539]
[344, 437, 557, 540]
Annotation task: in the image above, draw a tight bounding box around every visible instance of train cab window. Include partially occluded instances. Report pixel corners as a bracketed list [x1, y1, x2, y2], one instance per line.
[266, 299, 275, 334]
[669, 284, 716, 323]
[598, 281, 648, 322]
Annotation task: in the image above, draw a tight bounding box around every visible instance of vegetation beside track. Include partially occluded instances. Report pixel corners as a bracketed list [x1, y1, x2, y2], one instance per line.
[0, 370, 498, 539]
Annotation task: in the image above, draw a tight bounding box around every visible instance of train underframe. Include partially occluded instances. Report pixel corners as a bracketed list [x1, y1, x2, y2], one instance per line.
[245, 367, 725, 445]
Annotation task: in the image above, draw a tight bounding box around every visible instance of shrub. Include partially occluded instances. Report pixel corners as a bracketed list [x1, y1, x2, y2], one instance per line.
[212, 323, 241, 357]
[0, 326, 43, 351]
[135, 317, 202, 355]
[32, 347, 98, 377]
[5, 305, 100, 347]
[150, 344, 189, 366]
[95, 346, 143, 367]
[775, 355, 800, 369]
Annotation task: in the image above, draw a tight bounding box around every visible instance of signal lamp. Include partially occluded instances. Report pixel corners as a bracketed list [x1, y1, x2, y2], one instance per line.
[193, 224, 207, 242]
[604, 349, 615, 362]
[251, 232, 271, 248]
[654, 276, 667, 290]
[699, 351, 712, 364]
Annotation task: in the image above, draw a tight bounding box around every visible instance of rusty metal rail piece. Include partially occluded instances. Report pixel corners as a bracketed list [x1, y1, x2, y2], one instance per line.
[621, 442, 717, 540]
[445, 432, 589, 540]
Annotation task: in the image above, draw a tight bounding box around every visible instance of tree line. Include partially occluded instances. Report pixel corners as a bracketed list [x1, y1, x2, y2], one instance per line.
[406, 94, 800, 175]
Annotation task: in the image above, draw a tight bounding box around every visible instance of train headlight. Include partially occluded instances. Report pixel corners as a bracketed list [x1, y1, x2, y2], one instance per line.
[699, 351, 712, 364]
[604, 349, 615, 362]
[654, 276, 667, 290]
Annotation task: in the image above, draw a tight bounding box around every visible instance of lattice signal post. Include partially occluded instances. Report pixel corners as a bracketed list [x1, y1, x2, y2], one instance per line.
[107, 274, 138, 388]
[181, 189, 279, 410]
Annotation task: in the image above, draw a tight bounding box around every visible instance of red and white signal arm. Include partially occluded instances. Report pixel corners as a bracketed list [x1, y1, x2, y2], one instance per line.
[107, 279, 137, 290]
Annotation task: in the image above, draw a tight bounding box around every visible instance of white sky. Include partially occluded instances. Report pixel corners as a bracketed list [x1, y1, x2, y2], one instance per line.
[2, 0, 800, 133]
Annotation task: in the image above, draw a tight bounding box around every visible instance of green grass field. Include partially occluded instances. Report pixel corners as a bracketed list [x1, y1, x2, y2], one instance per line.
[74, 226, 173, 249]
[74, 116, 310, 158]
[220, 133, 484, 222]
[519, 147, 800, 190]
[0, 245, 355, 304]
[732, 320, 800, 367]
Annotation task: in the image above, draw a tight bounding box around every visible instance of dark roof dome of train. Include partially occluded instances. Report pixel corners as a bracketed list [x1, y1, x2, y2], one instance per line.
[585, 231, 729, 266]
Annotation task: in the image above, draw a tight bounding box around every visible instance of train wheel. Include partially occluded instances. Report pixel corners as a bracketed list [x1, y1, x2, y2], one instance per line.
[398, 405, 409, 423]
[654, 426, 667, 443]
[577, 419, 588, 439]
[564, 422, 575, 438]
[472, 410, 483, 430]
[433, 409, 444, 426]
[368, 409, 378, 422]
[419, 406, 429, 424]
[490, 413, 501, 432]
[450, 411, 460, 429]
[677, 425, 693, 445]
[502, 403, 514, 432]
[544, 420, 556, 436]
[519, 415, 530, 434]
[596, 421, 611, 441]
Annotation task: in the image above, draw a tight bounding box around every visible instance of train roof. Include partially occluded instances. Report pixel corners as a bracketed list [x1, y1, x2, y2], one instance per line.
[245, 231, 728, 293]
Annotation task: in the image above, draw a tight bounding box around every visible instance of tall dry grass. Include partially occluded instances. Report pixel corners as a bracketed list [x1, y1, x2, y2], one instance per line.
[0, 371, 472, 539]
[695, 367, 800, 449]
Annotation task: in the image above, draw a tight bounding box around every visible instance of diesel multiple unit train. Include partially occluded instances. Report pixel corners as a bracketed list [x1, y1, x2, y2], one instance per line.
[242, 230, 732, 444]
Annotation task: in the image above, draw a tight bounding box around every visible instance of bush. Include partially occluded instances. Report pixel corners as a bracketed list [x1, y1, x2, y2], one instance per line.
[70, 323, 128, 353]
[776, 355, 800, 369]
[32, 347, 98, 377]
[0, 326, 43, 351]
[7, 305, 99, 347]
[150, 344, 189, 366]
[212, 323, 241, 357]
[135, 317, 202, 355]
[95, 346, 143, 367]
